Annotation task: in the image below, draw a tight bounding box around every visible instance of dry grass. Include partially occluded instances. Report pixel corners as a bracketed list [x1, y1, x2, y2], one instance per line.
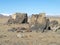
[49, 17, 60, 24]
[0, 17, 60, 45]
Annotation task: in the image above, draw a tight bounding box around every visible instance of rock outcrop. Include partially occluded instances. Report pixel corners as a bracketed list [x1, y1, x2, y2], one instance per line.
[7, 13, 28, 24]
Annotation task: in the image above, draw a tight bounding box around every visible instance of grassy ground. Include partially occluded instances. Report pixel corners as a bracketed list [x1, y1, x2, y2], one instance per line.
[0, 18, 60, 45]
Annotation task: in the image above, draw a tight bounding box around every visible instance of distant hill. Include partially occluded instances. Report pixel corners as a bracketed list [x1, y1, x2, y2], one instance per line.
[0, 14, 10, 18]
[46, 15, 60, 18]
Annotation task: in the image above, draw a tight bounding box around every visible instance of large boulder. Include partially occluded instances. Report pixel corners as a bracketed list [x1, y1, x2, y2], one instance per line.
[7, 13, 28, 24]
[30, 14, 39, 24]
[50, 20, 58, 26]
[30, 13, 50, 32]
[30, 13, 46, 24]
[37, 13, 46, 24]
[49, 20, 60, 31]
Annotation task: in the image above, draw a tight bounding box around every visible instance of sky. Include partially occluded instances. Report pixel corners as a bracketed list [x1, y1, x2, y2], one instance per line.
[0, 0, 60, 16]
